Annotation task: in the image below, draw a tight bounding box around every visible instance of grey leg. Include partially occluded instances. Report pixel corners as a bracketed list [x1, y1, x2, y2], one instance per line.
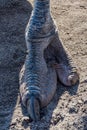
[19, 0, 57, 121]
[50, 32, 79, 86]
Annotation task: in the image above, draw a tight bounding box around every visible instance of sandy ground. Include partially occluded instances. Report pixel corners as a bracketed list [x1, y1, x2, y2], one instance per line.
[0, 0, 87, 130]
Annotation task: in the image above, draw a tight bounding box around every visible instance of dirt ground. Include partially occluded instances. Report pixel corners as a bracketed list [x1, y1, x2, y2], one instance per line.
[0, 0, 87, 130]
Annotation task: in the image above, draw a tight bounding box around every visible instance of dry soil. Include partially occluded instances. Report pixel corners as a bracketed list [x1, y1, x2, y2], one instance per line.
[0, 0, 87, 130]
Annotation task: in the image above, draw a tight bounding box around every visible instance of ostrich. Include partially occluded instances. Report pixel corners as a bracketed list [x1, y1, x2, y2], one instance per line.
[0, 0, 79, 121]
[19, 0, 79, 121]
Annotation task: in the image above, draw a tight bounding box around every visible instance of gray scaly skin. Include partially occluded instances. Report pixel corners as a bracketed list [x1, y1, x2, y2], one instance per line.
[19, 0, 79, 121]
[19, 0, 57, 121]
[47, 32, 79, 86]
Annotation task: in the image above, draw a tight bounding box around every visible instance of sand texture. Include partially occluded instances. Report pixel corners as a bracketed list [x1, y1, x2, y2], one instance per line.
[0, 0, 87, 130]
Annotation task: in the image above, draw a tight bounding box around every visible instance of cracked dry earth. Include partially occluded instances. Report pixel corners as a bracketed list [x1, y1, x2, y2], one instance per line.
[0, 0, 87, 130]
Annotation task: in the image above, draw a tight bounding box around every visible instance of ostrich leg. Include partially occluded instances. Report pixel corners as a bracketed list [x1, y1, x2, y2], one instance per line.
[19, 0, 57, 121]
[19, 0, 79, 121]
[50, 33, 79, 86]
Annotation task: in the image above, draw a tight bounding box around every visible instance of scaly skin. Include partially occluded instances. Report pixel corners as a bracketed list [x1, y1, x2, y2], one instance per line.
[19, 0, 57, 121]
[19, 0, 79, 121]
[48, 32, 79, 86]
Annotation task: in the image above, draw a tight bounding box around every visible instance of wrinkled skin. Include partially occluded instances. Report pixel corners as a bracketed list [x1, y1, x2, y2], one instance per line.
[0, 0, 79, 122]
[19, 36, 58, 121]
[19, 0, 79, 121]
[19, 0, 58, 121]
[47, 33, 79, 87]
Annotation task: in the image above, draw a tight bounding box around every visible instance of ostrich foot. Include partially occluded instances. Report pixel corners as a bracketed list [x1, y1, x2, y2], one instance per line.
[53, 62, 79, 86]
[27, 96, 40, 121]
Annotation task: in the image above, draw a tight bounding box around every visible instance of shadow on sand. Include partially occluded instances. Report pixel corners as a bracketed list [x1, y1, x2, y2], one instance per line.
[0, 0, 32, 129]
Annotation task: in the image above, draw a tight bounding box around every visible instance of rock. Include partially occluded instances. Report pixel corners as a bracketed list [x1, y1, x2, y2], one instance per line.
[22, 116, 32, 123]
[69, 107, 78, 114]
